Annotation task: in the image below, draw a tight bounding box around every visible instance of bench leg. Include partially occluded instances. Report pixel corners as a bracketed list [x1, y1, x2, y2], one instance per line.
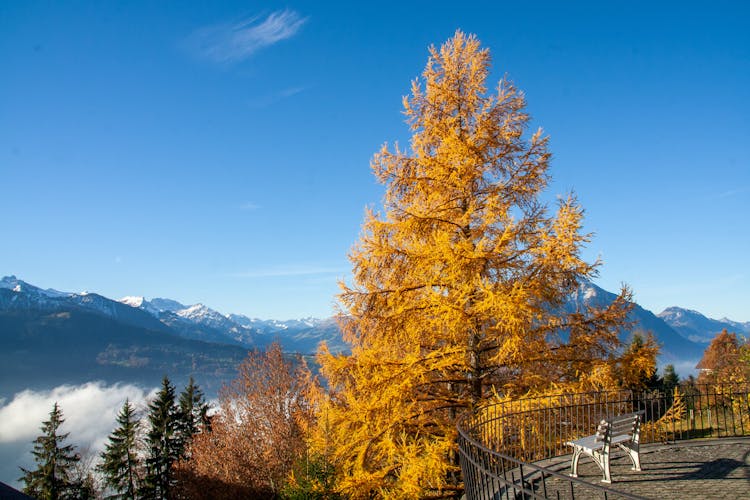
[592, 449, 612, 483]
[619, 443, 641, 472]
[601, 456, 612, 483]
[570, 447, 583, 477]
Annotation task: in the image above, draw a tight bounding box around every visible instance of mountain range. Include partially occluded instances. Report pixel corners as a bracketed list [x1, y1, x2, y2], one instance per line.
[0, 275, 347, 353]
[657, 307, 750, 343]
[0, 276, 344, 397]
[2, 275, 746, 397]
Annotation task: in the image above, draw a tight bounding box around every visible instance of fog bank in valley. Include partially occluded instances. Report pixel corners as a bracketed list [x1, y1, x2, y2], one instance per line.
[0, 382, 156, 488]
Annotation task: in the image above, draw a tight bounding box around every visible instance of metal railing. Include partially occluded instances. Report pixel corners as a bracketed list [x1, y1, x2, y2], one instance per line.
[457, 383, 750, 499]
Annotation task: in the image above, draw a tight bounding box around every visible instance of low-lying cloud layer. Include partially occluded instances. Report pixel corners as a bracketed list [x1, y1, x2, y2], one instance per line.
[0, 382, 157, 487]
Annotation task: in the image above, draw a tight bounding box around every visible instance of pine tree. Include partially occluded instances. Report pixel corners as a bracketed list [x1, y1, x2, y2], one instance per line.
[314, 31, 632, 497]
[98, 399, 141, 499]
[141, 376, 180, 499]
[19, 402, 81, 500]
[661, 364, 680, 393]
[176, 376, 209, 459]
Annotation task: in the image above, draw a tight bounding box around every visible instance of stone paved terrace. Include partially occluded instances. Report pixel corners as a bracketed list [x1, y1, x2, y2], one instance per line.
[535, 438, 750, 499]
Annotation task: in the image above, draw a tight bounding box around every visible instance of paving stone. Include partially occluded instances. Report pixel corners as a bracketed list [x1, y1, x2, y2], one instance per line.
[536, 438, 750, 499]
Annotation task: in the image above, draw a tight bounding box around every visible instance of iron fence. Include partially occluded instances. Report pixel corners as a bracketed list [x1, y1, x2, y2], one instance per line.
[457, 383, 750, 499]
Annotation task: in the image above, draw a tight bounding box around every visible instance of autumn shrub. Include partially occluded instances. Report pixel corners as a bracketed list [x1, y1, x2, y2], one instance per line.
[175, 343, 314, 498]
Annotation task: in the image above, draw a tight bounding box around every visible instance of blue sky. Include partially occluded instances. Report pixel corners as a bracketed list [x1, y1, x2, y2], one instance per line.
[1, 1, 748, 321]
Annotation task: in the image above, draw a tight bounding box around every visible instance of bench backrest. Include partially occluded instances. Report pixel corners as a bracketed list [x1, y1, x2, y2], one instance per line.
[594, 411, 642, 444]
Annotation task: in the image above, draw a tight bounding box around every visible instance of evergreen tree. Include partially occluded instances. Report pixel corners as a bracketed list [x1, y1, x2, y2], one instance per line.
[141, 376, 179, 499]
[98, 399, 140, 499]
[19, 402, 81, 500]
[176, 376, 209, 459]
[661, 364, 680, 393]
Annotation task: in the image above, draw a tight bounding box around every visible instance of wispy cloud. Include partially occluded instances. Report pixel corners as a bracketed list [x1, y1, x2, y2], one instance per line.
[704, 185, 749, 201]
[247, 85, 307, 108]
[239, 201, 260, 211]
[186, 10, 307, 64]
[717, 187, 748, 199]
[230, 265, 347, 278]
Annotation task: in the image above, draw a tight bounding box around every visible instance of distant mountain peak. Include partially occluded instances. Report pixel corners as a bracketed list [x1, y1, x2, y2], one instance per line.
[149, 297, 186, 312]
[2, 275, 353, 354]
[658, 306, 749, 342]
[1, 275, 69, 299]
[660, 306, 703, 317]
[0, 274, 17, 285]
[121, 296, 146, 307]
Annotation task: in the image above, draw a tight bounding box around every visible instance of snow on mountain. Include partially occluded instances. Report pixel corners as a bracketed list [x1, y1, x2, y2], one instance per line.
[2, 275, 348, 354]
[228, 314, 325, 333]
[658, 307, 749, 343]
[115, 296, 254, 346]
[0, 276, 171, 334]
[719, 317, 750, 334]
[120, 295, 145, 308]
[0, 275, 69, 300]
[13, 274, 746, 363]
[569, 281, 705, 363]
[174, 303, 255, 343]
[120, 296, 161, 316]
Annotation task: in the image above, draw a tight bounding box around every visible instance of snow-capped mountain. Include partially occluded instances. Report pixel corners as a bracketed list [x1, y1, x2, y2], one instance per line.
[120, 295, 161, 316]
[114, 292, 347, 352]
[1, 275, 347, 355]
[569, 281, 706, 362]
[0, 276, 169, 333]
[720, 318, 750, 334]
[223, 314, 346, 352]
[4, 275, 746, 369]
[658, 307, 750, 344]
[0, 275, 68, 299]
[117, 296, 257, 346]
[113, 292, 350, 352]
[227, 314, 324, 333]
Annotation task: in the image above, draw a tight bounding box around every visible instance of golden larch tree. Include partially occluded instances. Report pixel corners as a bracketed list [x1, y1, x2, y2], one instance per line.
[315, 31, 633, 498]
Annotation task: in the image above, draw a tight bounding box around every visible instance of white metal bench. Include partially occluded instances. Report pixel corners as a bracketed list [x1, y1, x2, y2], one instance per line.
[565, 411, 643, 483]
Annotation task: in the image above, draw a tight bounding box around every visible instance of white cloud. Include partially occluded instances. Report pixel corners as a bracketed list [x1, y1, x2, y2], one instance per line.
[0, 382, 159, 486]
[186, 10, 307, 64]
[231, 265, 347, 278]
[0, 382, 154, 446]
[667, 359, 700, 378]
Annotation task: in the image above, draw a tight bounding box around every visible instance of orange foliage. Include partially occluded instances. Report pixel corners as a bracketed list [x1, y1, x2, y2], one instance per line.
[697, 329, 749, 385]
[175, 343, 313, 498]
[313, 31, 634, 498]
[615, 332, 659, 391]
